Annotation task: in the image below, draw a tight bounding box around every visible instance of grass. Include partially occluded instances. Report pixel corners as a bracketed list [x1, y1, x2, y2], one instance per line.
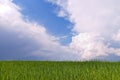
[0, 61, 120, 80]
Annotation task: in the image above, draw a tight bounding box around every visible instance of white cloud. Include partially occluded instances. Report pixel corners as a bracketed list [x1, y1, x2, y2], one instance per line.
[1, 0, 120, 61]
[49, 0, 120, 33]
[112, 30, 120, 42]
[0, 0, 75, 60]
[69, 32, 109, 60]
[48, 0, 120, 60]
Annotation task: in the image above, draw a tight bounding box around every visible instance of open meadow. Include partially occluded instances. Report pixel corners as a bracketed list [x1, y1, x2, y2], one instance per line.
[0, 61, 120, 80]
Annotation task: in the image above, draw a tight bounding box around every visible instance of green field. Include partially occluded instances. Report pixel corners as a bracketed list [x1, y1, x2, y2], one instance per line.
[0, 61, 120, 80]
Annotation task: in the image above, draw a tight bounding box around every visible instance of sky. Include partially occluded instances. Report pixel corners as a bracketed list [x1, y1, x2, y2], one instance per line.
[0, 0, 120, 61]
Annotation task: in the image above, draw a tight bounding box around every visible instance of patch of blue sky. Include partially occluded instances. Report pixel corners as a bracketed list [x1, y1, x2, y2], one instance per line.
[13, 0, 72, 45]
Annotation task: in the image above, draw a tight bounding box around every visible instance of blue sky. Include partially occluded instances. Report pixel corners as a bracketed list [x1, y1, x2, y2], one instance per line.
[13, 0, 72, 45]
[0, 0, 120, 61]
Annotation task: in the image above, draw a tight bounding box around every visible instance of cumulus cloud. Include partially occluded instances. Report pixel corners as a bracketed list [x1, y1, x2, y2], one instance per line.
[0, 0, 75, 60]
[48, 0, 120, 60]
[1, 0, 120, 61]
[69, 33, 109, 60]
[112, 30, 120, 42]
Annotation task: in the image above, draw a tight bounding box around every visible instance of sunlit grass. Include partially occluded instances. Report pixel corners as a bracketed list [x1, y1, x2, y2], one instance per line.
[0, 61, 120, 80]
